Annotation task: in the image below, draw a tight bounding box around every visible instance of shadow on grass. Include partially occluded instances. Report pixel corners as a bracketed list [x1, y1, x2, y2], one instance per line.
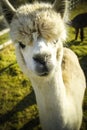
[79, 55, 87, 83]
[0, 20, 7, 31]
[0, 61, 17, 74]
[0, 91, 39, 128]
[19, 117, 41, 130]
[66, 40, 81, 47]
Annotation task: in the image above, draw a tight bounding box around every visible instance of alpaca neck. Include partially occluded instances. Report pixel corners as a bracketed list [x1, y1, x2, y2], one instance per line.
[31, 67, 68, 130]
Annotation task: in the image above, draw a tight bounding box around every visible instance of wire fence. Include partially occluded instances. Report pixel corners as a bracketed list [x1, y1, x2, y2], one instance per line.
[69, 0, 81, 10]
[69, 0, 87, 9]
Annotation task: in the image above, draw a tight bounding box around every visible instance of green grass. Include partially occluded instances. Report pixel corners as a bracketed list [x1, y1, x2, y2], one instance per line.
[0, 1, 87, 130]
[0, 33, 10, 45]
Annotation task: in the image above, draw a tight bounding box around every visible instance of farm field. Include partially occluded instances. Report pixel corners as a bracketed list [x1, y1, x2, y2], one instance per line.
[0, 1, 87, 130]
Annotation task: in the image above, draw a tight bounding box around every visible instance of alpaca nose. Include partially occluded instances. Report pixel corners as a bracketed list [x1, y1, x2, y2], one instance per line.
[33, 54, 51, 65]
[33, 54, 52, 76]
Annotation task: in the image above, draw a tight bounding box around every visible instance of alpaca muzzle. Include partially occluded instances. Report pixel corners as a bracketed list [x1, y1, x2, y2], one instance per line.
[33, 54, 53, 76]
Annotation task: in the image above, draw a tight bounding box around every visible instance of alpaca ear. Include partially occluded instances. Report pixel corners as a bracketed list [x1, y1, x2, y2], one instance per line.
[1, 0, 16, 24]
[53, 0, 68, 18]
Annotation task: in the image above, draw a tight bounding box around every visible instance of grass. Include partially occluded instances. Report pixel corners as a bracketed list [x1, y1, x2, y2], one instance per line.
[0, 33, 10, 45]
[0, 1, 87, 130]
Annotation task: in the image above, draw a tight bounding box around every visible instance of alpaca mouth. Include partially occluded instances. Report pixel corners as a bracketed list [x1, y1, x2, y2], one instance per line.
[38, 72, 49, 76]
[35, 62, 52, 76]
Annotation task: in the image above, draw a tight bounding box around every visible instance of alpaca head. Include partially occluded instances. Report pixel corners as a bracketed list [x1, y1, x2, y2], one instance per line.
[2, 0, 67, 78]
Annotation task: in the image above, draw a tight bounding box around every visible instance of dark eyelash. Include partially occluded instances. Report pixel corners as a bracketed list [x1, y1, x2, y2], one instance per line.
[19, 42, 26, 49]
[53, 39, 58, 44]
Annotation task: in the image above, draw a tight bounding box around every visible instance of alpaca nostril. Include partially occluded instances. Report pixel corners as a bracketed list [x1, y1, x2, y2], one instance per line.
[33, 55, 46, 65]
[33, 54, 51, 65]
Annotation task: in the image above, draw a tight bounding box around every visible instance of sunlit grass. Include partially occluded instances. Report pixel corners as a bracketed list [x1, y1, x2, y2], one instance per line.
[0, 33, 10, 45]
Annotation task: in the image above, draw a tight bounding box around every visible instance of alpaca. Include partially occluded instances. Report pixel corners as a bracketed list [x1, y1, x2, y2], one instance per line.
[1, 0, 86, 130]
[67, 13, 87, 41]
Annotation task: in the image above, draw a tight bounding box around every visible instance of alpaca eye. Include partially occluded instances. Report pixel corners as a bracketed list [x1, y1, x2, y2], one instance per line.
[53, 39, 58, 44]
[19, 42, 26, 49]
